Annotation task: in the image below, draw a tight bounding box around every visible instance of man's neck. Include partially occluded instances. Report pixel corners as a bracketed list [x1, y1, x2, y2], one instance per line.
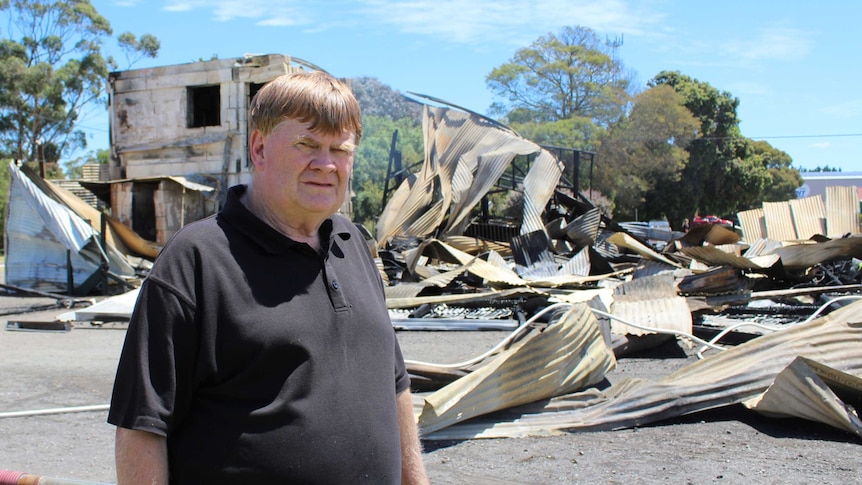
[242, 189, 323, 251]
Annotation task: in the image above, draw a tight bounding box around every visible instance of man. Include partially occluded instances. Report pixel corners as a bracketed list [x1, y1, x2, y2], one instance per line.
[108, 70, 429, 484]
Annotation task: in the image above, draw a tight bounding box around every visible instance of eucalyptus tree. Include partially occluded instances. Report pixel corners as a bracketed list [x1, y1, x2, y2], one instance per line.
[0, 0, 159, 166]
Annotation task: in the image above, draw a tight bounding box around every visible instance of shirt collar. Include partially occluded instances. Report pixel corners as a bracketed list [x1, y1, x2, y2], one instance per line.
[219, 185, 351, 254]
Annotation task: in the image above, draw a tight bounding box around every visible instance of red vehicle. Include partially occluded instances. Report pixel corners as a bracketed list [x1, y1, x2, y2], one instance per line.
[692, 215, 733, 227]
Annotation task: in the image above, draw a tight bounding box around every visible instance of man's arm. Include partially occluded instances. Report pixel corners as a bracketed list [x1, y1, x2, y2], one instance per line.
[396, 389, 430, 485]
[115, 427, 169, 485]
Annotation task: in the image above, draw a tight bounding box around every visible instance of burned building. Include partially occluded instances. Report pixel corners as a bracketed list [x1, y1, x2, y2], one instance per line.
[93, 53, 315, 245]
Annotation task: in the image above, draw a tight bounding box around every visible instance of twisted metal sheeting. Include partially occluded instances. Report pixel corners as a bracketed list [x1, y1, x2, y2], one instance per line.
[418, 303, 616, 435]
[423, 299, 862, 439]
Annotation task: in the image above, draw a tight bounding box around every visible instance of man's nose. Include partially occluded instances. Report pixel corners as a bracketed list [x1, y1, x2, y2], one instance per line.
[309, 149, 337, 169]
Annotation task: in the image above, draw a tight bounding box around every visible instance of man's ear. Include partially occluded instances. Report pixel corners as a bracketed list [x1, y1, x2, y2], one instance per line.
[249, 130, 266, 171]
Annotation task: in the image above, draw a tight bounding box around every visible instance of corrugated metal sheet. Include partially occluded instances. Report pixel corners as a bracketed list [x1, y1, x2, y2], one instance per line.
[737, 207, 766, 242]
[563, 207, 601, 247]
[407, 239, 526, 288]
[417, 303, 616, 435]
[511, 230, 558, 279]
[763, 201, 797, 241]
[771, 237, 862, 271]
[789, 195, 826, 239]
[680, 246, 779, 270]
[742, 238, 786, 258]
[422, 299, 862, 439]
[743, 356, 862, 436]
[606, 232, 681, 267]
[610, 273, 692, 337]
[826, 185, 860, 237]
[5, 163, 135, 292]
[375, 105, 563, 244]
[519, 150, 563, 236]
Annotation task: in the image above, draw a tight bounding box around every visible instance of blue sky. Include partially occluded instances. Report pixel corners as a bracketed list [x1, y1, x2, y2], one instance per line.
[79, 0, 860, 172]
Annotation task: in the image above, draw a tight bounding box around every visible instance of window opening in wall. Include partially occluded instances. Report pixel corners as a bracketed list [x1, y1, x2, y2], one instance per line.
[188, 85, 220, 128]
[249, 82, 266, 104]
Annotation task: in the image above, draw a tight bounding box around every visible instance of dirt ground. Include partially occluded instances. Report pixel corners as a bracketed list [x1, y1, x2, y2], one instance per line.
[0, 294, 860, 484]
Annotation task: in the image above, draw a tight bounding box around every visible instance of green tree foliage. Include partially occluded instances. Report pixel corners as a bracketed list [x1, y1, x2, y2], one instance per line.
[802, 165, 842, 172]
[349, 77, 425, 230]
[352, 115, 423, 230]
[486, 26, 631, 126]
[509, 117, 596, 151]
[595, 85, 699, 220]
[749, 140, 803, 202]
[645, 71, 771, 225]
[0, 0, 159, 171]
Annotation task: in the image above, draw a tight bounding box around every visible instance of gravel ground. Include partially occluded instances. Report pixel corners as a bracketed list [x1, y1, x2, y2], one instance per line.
[0, 294, 860, 484]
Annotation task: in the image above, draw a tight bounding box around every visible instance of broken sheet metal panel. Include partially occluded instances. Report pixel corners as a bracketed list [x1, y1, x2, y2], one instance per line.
[606, 232, 681, 268]
[789, 195, 827, 239]
[383, 263, 472, 300]
[762, 201, 798, 241]
[511, 230, 558, 280]
[742, 238, 785, 259]
[423, 299, 862, 439]
[679, 246, 779, 271]
[737, 207, 766, 243]
[609, 272, 692, 337]
[375, 172, 444, 245]
[770, 237, 862, 272]
[407, 239, 526, 288]
[631, 259, 683, 280]
[376, 105, 560, 243]
[443, 235, 512, 258]
[826, 185, 861, 237]
[563, 208, 602, 248]
[6, 163, 135, 292]
[743, 356, 862, 437]
[58, 288, 139, 322]
[676, 223, 741, 249]
[417, 303, 616, 435]
[386, 287, 547, 312]
[443, 139, 548, 237]
[519, 150, 564, 236]
[559, 246, 591, 277]
[678, 266, 751, 296]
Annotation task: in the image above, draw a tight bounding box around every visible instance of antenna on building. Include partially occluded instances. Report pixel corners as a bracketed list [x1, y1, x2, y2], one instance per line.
[605, 34, 624, 81]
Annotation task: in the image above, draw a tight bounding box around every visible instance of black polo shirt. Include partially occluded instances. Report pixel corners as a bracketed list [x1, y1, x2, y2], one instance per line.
[109, 185, 409, 484]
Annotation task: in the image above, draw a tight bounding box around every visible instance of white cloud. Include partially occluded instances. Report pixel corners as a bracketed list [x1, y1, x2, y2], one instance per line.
[723, 25, 813, 63]
[156, 0, 664, 45]
[162, 0, 288, 21]
[356, 0, 665, 45]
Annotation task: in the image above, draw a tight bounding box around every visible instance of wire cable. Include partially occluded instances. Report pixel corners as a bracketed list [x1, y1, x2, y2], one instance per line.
[403, 302, 573, 370]
[588, 308, 727, 354]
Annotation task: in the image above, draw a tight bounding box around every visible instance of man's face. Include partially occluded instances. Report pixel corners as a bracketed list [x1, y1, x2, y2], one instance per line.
[249, 118, 356, 223]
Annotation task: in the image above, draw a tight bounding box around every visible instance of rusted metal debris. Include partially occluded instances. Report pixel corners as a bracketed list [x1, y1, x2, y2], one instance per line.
[371, 102, 862, 439]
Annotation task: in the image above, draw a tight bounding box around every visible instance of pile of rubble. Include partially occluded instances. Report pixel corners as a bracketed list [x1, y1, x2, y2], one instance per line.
[368, 104, 862, 439]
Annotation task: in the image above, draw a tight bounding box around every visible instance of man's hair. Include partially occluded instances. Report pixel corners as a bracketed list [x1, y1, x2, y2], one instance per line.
[249, 70, 363, 143]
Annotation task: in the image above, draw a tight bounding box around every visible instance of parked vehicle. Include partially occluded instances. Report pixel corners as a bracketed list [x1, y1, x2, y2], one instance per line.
[692, 215, 734, 227]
